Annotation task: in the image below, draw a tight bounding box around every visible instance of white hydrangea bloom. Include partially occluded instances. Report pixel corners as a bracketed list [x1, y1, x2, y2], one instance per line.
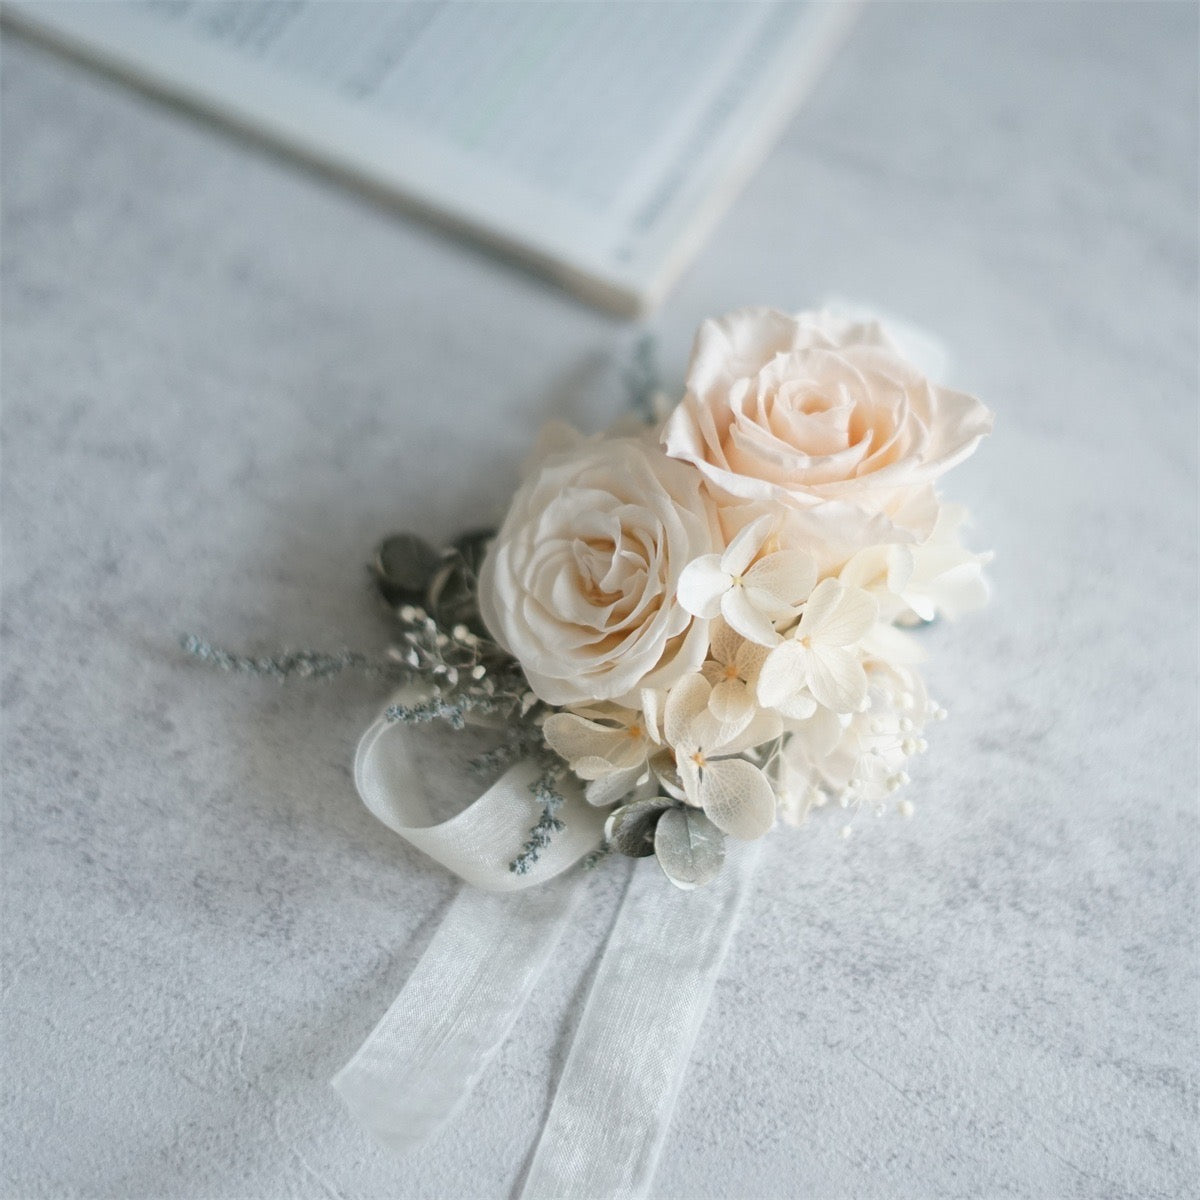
[775, 706, 843, 826]
[698, 618, 771, 725]
[542, 700, 664, 808]
[661, 674, 781, 839]
[840, 502, 992, 625]
[757, 579, 878, 716]
[677, 514, 817, 647]
[782, 662, 942, 815]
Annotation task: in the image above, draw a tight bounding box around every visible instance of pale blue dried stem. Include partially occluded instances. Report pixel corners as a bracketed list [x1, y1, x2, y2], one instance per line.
[181, 635, 409, 683]
[469, 726, 544, 777]
[582, 842, 612, 871]
[385, 696, 470, 730]
[509, 758, 570, 875]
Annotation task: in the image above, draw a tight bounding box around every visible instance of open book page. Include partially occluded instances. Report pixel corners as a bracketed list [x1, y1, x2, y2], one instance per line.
[4, 1, 859, 314]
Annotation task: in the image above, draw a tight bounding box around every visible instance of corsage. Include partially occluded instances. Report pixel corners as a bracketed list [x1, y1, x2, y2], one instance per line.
[187, 305, 993, 1198]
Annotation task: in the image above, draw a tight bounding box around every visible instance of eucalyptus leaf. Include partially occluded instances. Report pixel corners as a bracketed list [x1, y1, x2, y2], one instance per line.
[453, 528, 496, 578]
[423, 530, 494, 634]
[605, 796, 674, 858]
[654, 807, 726, 890]
[373, 533, 444, 606]
[427, 562, 478, 632]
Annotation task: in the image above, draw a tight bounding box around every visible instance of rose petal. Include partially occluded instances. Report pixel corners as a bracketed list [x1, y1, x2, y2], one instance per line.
[478, 436, 720, 707]
[886, 544, 916, 596]
[661, 309, 991, 524]
[721, 513, 773, 577]
[639, 688, 667, 745]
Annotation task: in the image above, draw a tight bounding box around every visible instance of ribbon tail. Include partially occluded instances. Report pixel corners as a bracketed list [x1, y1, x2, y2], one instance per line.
[333, 872, 586, 1152]
[519, 838, 764, 1200]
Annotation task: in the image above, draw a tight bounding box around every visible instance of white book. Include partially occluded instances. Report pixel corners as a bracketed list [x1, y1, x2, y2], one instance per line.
[3, 0, 859, 314]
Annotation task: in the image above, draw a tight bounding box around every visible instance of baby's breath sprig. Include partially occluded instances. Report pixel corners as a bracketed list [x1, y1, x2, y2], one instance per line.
[383, 602, 532, 727]
[387, 604, 492, 688]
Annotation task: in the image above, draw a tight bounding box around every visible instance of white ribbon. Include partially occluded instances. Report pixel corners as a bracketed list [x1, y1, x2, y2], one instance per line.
[520, 839, 763, 1200]
[354, 705, 605, 891]
[332, 876, 586, 1150]
[335, 703, 604, 1148]
[337, 701, 763, 1199]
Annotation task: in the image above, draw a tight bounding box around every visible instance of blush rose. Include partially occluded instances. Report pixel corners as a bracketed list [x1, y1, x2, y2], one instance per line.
[478, 435, 718, 707]
[661, 308, 993, 526]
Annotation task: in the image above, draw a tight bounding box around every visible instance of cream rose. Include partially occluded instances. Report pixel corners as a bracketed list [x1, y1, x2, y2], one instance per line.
[661, 308, 993, 524]
[478, 436, 717, 707]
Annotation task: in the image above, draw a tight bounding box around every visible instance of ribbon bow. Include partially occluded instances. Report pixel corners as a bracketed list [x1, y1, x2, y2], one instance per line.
[333, 701, 762, 1199]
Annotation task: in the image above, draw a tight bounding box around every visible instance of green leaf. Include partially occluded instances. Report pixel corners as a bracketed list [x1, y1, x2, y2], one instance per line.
[605, 797, 674, 858]
[374, 533, 444, 605]
[654, 807, 726, 890]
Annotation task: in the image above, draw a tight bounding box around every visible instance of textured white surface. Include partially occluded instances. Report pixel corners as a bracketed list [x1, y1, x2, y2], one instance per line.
[2, 4, 1196, 1198]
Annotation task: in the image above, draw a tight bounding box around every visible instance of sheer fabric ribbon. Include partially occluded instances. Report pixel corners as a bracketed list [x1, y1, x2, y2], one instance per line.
[335, 701, 763, 1198]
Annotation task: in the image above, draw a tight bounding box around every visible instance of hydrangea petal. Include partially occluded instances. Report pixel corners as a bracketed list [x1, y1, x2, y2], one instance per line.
[797, 578, 844, 636]
[721, 586, 780, 647]
[776, 691, 818, 720]
[676, 555, 730, 618]
[542, 712, 631, 763]
[585, 765, 646, 808]
[812, 585, 877, 647]
[698, 757, 777, 839]
[663, 674, 711, 749]
[807, 646, 869, 713]
[756, 640, 808, 709]
[708, 678, 755, 725]
[742, 549, 818, 612]
[721, 707, 784, 755]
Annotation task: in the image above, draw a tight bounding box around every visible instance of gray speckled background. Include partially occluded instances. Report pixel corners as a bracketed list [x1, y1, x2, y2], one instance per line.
[2, 3, 1197, 1198]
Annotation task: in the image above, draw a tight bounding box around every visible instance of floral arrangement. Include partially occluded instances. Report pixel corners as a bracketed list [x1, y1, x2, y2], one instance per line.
[184, 304, 994, 1181]
[347, 307, 993, 890]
